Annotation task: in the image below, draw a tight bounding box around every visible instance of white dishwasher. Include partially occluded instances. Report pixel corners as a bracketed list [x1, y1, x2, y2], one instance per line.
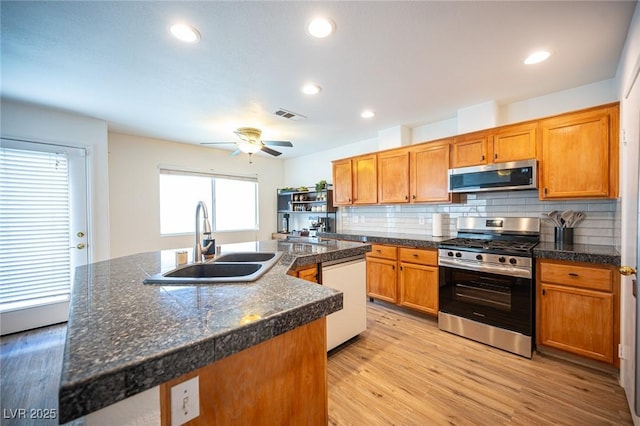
[321, 256, 367, 351]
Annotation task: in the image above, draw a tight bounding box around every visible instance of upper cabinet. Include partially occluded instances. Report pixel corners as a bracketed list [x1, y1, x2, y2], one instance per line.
[492, 122, 537, 163]
[410, 139, 454, 203]
[451, 123, 537, 168]
[539, 103, 619, 200]
[451, 132, 489, 168]
[332, 154, 378, 206]
[378, 148, 410, 203]
[331, 102, 619, 205]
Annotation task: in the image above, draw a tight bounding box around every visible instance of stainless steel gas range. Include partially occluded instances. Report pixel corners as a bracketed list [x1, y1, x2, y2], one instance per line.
[438, 217, 540, 358]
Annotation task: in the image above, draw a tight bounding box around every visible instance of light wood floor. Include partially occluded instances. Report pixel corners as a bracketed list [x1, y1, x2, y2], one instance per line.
[1, 303, 633, 425]
[328, 302, 633, 425]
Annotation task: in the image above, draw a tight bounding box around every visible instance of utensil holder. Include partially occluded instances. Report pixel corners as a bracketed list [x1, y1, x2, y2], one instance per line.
[554, 227, 573, 246]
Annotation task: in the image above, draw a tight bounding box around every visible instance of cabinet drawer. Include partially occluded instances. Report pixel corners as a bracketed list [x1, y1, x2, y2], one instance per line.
[398, 247, 437, 266]
[367, 244, 397, 260]
[539, 261, 613, 292]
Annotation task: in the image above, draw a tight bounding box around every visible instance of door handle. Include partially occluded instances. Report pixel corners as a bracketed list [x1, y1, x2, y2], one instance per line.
[619, 266, 637, 276]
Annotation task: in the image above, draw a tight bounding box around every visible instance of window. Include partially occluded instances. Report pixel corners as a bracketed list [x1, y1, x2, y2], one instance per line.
[159, 169, 258, 235]
[0, 146, 71, 312]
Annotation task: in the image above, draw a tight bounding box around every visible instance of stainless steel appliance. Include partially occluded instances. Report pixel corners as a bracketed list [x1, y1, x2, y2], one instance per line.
[438, 217, 540, 358]
[448, 159, 537, 193]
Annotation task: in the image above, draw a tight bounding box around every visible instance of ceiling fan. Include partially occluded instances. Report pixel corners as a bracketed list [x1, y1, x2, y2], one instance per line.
[201, 127, 293, 161]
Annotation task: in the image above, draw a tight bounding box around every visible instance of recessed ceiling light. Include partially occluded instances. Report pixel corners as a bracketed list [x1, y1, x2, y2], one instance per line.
[524, 50, 551, 65]
[361, 110, 375, 119]
[307, 17, 335, 38]
[302, 84, 321, 95]
[170, 23, 201, 43]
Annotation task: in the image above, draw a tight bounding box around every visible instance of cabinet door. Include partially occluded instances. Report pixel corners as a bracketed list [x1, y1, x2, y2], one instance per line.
[378, 149, 410, 203]
[366, 258, 397, 303]
[298, 265, 318, 283]
[492, 123, 537, 162]
[539, 283, 614, 363]
[539, 109, 611, 199]
[398, 262, 438, 315]
[353, 154, 378, 204]
[410, 140, 452, 203]
[451, 134, 489, 168]
[332, 159, 353, 205]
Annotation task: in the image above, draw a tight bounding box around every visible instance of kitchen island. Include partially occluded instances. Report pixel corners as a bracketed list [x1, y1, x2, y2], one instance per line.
[58, 239, 370, 424]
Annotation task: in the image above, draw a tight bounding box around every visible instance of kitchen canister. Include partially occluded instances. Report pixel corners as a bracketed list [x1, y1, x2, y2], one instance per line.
[432, 213, 444, 237]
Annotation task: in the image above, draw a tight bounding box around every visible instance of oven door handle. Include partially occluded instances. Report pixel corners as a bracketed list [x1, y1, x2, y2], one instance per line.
[439, 258, 532, 279]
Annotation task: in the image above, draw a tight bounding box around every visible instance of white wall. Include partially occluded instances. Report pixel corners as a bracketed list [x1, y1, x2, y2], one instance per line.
[108, 133, 284, 258]
[616, 1, 640, 422]
[0, 99, 111, 262]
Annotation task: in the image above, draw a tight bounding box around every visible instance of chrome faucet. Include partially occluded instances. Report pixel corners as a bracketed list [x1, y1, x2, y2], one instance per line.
[193, 201, 213, 263]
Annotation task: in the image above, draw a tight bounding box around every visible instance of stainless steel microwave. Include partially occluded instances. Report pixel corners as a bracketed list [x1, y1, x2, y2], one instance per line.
[448, 159, 538, 193]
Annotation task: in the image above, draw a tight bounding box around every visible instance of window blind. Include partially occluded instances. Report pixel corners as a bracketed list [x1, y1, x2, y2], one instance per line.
[0, 147, 71, 312]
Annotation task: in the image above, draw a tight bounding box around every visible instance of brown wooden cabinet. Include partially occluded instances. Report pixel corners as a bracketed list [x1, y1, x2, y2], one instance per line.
[332, 154, 378, 205]
[539, 103, 619, 200]
[492, 122, 537, 163]
[366, 244, 438, 316]
[410, 139, 454, 203]
[398, 247, 438, 315]
[332, 158, 353, 205]
[451, 123, 537, 168]
[377, 148, 410, 203]
[451, 132, 489, 168]
[536, 259, 619, 366]
[366, 244, 398, 302]
[288, 263, 319, 283]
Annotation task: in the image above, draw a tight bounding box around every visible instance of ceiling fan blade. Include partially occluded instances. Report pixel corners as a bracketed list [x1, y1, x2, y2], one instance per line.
[263, 140, 293, 147]
[201, 141, 235, 145]
[231, 149, 242, 156]
[260, 145, 282, 156]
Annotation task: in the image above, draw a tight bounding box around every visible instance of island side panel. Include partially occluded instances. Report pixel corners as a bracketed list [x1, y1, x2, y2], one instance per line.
[160, 318, 328, 425]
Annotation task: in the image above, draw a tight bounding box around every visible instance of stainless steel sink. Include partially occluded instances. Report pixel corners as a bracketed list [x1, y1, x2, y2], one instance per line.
[143, 251, 282, 285]
[214, 252, 277, 262]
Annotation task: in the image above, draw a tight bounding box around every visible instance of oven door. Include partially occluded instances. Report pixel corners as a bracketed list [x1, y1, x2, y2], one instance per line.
[439, 265, 532, 336]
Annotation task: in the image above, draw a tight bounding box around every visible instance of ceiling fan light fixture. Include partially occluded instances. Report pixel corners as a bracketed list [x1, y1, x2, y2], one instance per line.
[170, 23, 201, 43]
[307, 17, 335, 38]
[237, 141, 261, 154]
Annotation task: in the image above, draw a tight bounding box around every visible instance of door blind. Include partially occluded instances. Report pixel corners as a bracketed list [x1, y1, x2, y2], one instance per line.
[0, 147, 71, 312]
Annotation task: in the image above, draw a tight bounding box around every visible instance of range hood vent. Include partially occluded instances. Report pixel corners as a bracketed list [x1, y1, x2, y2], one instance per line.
[274, 108, 307, 121]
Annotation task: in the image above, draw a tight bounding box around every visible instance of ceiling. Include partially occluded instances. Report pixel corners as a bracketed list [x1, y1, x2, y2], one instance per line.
[1, 1, 636, 159]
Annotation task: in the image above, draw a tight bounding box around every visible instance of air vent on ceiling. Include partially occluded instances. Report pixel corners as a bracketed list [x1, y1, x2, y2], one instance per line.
[274, 108, 307, 121]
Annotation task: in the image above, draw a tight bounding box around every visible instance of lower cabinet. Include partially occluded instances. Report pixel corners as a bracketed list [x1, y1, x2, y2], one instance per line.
[288, 263, 319, 283]
[536, 259, 619, 366]
[367, 244, 438, 316]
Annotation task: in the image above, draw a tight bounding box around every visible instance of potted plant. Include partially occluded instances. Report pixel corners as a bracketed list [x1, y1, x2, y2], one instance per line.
[315, 180, 327, 192]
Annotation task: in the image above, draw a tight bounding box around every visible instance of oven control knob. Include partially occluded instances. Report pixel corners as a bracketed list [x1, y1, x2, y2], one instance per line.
[498, 257, 506, 263]
[475, 254, 483, 261]
[509, 258, 517, 265]
[447, 251, 454, 257]
[455, 252, 462, 258]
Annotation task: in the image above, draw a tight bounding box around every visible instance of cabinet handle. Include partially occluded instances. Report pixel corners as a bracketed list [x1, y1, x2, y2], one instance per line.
[400, 266, 403, 271]
[412, 195, 416, 200]
[405, 195, 409, 200]
[542, 289, 546, 296]
[544, 188, 548, 195]
[568, 272, 579, 277]
[481, 155, 485, 161]
[494, 153, 498, 160]
[392, 265, 395, 270]
[413, 253, 418, 257]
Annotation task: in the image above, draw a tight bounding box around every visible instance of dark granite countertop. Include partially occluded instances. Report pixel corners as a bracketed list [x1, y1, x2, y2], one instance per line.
[320, 231, 621, 266]
[319, 231, 449, 249]
[59, 239, 370, 423]
[533, 242, 621, 266]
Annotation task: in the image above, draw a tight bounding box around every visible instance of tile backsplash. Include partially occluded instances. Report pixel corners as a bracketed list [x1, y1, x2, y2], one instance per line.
[338, 190, 620, 248]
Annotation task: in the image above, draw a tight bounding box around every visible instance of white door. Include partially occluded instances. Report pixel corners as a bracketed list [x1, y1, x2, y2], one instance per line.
[0, 138, 89, 334]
